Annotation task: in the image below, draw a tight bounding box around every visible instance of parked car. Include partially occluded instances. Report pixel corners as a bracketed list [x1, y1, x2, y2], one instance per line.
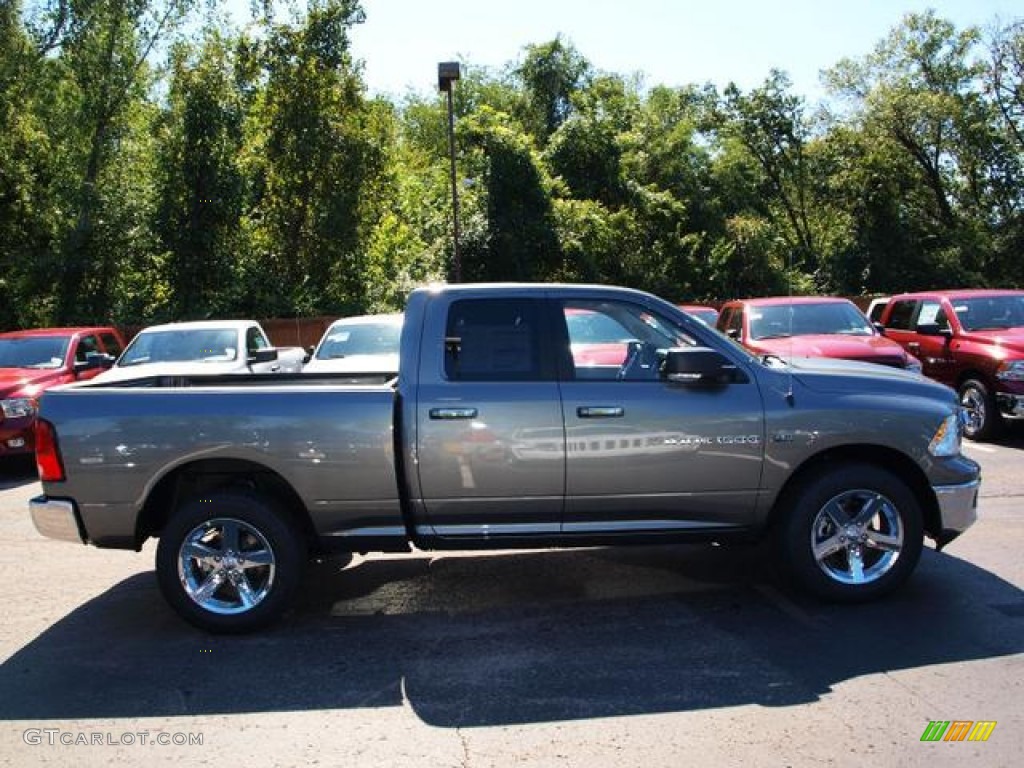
[30, 283, 978, 632]
[0, 326, 124, 457]
[94, 320, 304, 384]
[717, 297, 922, 372]
[678, 304, 720, 326]
[303, 314, 402, 375]
[877, 289, 1024, 440]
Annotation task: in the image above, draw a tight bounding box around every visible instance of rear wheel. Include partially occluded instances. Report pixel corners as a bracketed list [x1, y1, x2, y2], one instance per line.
[777, 464, 923, 602]
[156, 490, 305, 633]
[958, 378, 1001, 441]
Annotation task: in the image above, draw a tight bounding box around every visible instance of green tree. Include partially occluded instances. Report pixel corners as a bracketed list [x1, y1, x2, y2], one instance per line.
[155, 29, 246, 319]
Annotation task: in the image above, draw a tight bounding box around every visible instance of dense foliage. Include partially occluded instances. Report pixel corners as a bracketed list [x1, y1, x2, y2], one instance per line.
[1, 2, 1022, 328]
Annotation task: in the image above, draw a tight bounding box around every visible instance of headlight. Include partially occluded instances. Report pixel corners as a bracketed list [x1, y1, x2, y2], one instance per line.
[928, 412, 962, 457]
[995, 360, 1024, 382]
[1, 398, 37, 419]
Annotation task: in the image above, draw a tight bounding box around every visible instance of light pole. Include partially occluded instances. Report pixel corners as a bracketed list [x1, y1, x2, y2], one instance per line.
[438, 61, 461, 282]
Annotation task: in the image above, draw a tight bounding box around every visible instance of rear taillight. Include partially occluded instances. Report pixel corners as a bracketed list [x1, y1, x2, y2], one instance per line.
[35, 419, 65, 482]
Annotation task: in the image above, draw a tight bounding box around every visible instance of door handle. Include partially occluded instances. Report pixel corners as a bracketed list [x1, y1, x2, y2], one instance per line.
[577, 406, 624, 418]
[429, 407, 479, 420]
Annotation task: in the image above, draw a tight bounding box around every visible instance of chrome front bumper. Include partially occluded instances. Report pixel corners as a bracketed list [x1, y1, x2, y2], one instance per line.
[29, 496, 84, 544]
[932, 478, 980, 544]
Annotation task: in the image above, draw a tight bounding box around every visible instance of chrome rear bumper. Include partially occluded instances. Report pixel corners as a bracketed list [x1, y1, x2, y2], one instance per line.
[29, 496, 84, 544]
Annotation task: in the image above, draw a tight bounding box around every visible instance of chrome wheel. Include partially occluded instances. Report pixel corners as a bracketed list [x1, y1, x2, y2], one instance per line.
[810, 489, 904, 586]
[959, 384, 987, 438]
[178, 517, 276, 615]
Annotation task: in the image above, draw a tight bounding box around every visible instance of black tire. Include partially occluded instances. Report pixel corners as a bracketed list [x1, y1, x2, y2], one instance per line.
[156, 490, 305, 633]
[777, 464, 924, 602]
[958, 378, 1002, 441]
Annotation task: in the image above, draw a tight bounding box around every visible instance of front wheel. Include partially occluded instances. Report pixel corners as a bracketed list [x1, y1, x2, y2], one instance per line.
[958, 378, 1001, 441]
[777, 464, 923, 602]
[156, 490, 305, 633]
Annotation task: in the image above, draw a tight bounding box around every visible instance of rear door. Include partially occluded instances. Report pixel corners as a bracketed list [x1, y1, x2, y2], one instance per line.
[555, 296, 765, 533]
[414, 294, 565, 537]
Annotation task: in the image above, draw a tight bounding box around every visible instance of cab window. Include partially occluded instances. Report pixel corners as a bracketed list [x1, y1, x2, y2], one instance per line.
[559, 299, 694, 381]
[444, 299, 547, 382]
[75, 335, 100, 363]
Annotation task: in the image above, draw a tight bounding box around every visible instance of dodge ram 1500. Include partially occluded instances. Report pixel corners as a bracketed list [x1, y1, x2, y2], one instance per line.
[29, 284, 980, 632]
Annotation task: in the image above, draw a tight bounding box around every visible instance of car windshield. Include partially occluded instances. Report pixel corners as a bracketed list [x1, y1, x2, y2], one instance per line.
[952, 295, 1024, 331]
[119, 329, 238, 366]
[749, 302, 874, 340]
[316, 322, 401, 360]
[0, 337, 70, 369]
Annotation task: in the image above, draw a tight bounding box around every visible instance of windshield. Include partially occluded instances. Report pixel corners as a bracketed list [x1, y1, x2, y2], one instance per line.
[952, 295, 1024, 331]
[0, 337, 70, 369]
[119, 329, 238, 366]
[749, 302, 874, 340]
[316, 322, 402, 360]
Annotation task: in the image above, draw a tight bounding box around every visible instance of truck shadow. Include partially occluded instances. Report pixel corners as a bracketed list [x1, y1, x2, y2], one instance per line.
[1, 544, 1021, 727]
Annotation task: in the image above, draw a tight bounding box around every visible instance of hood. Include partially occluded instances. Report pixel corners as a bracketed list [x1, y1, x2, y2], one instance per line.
[754, 334, 911, 366]
[781, 356, 951, 400]
[302, 354, 400, 375]
[957, 327, 1024, 356]
[0, 368, 70, 399]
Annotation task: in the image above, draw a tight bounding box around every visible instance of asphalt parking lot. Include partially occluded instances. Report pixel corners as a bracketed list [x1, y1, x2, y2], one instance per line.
[1, 431, 1022, 767]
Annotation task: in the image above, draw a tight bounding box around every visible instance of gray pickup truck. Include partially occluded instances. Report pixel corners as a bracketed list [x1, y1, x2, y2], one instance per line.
[29, 284, 980, 632]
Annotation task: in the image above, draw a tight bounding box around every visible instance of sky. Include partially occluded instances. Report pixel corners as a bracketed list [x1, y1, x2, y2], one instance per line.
[344, 0, 1021, 101]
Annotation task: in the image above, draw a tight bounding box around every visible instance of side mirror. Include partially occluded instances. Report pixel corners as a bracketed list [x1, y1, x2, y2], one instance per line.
[916, 323, 952, 338]
[303, 346, 315, 365]
[662, 347, 741, 387]
[248, 348, 279, 364]
[726, 328, 740, 340]
[872, 322, 886, 335]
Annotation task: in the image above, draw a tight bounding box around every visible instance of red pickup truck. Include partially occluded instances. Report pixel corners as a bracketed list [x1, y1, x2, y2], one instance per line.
[0, 327, 125, 457]
[877, 289, 1024, 440]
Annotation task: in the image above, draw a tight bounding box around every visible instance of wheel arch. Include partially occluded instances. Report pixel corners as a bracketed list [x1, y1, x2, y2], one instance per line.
[955, 368, 993, 391]
[134, 457, 317, 550]
[766, 445, 941, 542]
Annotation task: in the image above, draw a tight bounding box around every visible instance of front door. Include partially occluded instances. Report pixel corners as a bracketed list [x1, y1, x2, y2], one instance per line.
[556, 297, 765, 533]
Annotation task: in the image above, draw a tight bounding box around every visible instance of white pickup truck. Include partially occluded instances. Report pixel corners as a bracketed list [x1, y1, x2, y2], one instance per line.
[94, 320, 305, 383]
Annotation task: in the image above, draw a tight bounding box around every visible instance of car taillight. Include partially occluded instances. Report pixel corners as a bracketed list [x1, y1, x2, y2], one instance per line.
[35, 419, 65, 482]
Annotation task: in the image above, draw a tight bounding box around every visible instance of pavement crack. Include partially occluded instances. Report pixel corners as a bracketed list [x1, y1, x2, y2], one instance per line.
[456, 727, 471, 768]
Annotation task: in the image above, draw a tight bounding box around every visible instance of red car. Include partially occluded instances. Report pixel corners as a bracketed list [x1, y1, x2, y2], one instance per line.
[0, 326, 125, 457]
[878, 289, 1024, 440]
[717, 296, 922, 371]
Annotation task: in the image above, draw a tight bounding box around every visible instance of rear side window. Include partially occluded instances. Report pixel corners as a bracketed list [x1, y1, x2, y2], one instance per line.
[885, 300, 917, 330]
[444, 299, 545, 381]
[100, 332, 122, 357]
